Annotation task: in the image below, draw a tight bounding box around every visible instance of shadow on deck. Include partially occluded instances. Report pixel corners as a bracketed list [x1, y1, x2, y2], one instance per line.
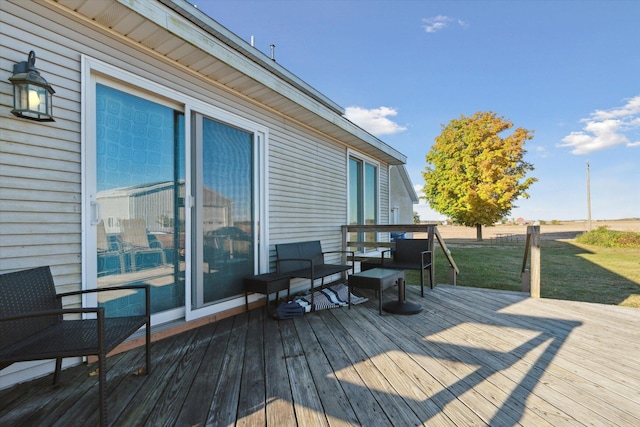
[2, 285, 639, 426]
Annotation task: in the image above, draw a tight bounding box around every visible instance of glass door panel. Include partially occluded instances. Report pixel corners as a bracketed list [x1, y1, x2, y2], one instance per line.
[95, 84, 185, 316]
[192, 116, 254, 309]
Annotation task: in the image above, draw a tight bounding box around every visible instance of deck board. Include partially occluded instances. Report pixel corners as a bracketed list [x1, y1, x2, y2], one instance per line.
[263, 315, 297, 426]
[1, 285, 639, 426]
[174, 317, 230, 426]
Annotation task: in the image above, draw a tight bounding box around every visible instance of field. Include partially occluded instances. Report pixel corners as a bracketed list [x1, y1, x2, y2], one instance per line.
[435, 219, 640, 242]
[409, 219, 640, 308]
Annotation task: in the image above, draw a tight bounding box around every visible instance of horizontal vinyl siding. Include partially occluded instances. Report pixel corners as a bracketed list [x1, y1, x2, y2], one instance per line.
[0, 0, 395, 387]
[0, 4, 82, 289]
[1, 0, 392, 293]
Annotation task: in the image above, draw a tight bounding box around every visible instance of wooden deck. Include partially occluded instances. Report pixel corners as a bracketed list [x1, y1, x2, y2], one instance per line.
[2, 285, 639, 426]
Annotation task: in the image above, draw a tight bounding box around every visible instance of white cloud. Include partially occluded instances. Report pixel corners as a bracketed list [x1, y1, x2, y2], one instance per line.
[535, 145, 550, 158]
[559, 96, 640, 154]
[591, 96, 640, 121]
[422, 15, 467, 33]
[345, 106, 407, 136]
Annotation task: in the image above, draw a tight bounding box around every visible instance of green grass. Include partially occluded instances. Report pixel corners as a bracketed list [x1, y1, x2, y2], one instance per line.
[405, 239, 640, 308]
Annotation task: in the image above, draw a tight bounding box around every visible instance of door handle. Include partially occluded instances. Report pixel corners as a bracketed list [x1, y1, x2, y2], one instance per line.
[90, 200, 102, 225]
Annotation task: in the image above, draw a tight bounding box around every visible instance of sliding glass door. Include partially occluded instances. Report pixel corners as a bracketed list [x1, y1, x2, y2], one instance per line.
[93, 84, 185, 318]
[85, 59, 267, 323]
[191, 114, 256, 311]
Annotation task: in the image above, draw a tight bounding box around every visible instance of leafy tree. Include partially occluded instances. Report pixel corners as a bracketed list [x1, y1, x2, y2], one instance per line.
[413, 211, 421, 224]
[422, 111, 537, 241]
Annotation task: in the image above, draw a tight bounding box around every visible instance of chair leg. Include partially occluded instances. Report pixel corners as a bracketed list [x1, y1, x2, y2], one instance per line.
[145, 321, 151, 376]
[144, 285, 151, 376]
[420, 269, 424, 297]
[310, 279, 315, 310]
[53, 357, 62, 385]
[98, 354, 107, 427]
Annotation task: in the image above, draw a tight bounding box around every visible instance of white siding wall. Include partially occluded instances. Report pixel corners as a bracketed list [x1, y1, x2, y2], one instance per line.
[1, 2, 83, 293]
[389, 165, 415, 225]
[1, 0, 391, 284]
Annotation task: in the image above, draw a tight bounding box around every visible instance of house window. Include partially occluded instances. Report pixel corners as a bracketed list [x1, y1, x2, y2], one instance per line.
[349, 156, 378, 248]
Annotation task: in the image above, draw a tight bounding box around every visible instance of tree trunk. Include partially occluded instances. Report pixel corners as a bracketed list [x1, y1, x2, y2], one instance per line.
[476, 224, 483, 241]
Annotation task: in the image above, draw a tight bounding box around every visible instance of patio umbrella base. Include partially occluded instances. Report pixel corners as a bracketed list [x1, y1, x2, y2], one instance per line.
[382, 300, 421, 315]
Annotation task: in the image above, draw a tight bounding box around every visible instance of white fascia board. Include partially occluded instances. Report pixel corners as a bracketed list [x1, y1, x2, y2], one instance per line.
[121, 0, 406, 165]
[122, 0, 340, 115]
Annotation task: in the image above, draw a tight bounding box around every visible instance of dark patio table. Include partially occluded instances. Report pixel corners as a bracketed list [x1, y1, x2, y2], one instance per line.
[348, 268, 420, 315]
[382, 276, 422, 315]
[244, 272, 291, 316]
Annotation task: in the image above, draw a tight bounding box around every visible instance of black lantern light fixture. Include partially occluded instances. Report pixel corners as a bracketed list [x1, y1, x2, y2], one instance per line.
[9, 50, 55, 122]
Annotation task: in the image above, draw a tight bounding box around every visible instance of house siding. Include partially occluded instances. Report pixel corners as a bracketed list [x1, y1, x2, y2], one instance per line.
[1, 3, 82, 291]
[1, 0, 397, 386]
[389, 165, 417, 225]
[1, 0, 389, 273]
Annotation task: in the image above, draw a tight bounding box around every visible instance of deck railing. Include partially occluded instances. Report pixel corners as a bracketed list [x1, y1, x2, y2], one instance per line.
[521, 225, 541, 297]
[341, 224, 459, 286]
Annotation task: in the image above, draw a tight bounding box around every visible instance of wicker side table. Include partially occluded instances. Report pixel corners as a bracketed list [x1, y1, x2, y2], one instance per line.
[244, 272, 291, 315]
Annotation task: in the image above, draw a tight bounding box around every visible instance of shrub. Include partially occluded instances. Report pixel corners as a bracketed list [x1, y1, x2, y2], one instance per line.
[575, 226, 640, 248]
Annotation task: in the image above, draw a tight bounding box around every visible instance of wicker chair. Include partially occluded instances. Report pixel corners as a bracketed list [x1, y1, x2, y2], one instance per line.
[0, 266, 151, 427]
[276, 240, 354, 309]
[120, 218, 166, 271]
[362, 239, 433, 297]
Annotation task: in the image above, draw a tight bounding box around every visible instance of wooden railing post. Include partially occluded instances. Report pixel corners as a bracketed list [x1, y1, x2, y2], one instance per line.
[341, 225, 348, 265]
[528, 225, 541, 298]
[427, 224, 436, 287]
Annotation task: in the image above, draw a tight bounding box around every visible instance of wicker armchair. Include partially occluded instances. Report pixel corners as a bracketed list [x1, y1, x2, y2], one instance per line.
[0, 266, 151, 427]
[276, 240, 354, 309]
[362, 239, 433, 297]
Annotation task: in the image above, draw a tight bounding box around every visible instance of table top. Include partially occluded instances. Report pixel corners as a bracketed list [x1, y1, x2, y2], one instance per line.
[351, 268, 404, 280]
[245, 272, 290, 282]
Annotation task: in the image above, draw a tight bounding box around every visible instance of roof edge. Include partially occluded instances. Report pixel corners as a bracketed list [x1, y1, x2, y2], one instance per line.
[158, 0, 344, 115]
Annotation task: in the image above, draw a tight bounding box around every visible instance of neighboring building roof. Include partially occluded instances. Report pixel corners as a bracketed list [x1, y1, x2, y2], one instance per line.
[395, 165, 419, 203]
[56, 0, 407, 165]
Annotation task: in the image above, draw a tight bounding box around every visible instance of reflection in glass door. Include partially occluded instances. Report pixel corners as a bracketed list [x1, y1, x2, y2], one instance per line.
[193, 115, 254, 309]
[95, 84, 185, 316]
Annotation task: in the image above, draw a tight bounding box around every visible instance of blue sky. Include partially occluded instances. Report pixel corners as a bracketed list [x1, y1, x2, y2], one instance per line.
[192, 0, 639, 221]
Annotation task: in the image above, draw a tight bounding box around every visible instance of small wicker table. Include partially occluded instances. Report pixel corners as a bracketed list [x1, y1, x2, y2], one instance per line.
[244, 272, 291, 315]
[348, 268, 404, 314]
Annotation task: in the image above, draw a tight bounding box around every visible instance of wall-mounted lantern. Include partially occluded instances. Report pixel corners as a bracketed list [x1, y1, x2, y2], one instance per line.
[9, 50, 55, 122]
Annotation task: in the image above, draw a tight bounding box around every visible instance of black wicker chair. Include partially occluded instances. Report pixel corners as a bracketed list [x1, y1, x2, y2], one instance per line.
[0, 266, 151, 427]
[276, 241, 354, 309]
[362, 239, 433, 297]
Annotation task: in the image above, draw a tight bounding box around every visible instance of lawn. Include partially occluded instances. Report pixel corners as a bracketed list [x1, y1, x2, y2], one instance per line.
[406, 239, 640, 308]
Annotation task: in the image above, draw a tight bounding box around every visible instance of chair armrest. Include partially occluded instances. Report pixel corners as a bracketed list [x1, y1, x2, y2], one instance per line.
[0, 307, 103, 323]
[322, 250, 355, 258]
[56, 284, 150, 299]
[322, 250, 355, 269]
[421, 250, 433, 267]
[380, 249, 393, 263]
[56, 285, 151, 317]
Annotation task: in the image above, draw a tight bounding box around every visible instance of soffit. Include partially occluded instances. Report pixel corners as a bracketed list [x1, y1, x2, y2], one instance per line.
[53, 0, 406, 164]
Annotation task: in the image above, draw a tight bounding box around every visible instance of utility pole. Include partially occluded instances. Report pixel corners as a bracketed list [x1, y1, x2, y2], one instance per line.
[586, 161, 592, 231]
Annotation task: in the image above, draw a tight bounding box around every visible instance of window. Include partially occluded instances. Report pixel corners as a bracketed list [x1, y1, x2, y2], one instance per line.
[349, 156, 378, 248]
